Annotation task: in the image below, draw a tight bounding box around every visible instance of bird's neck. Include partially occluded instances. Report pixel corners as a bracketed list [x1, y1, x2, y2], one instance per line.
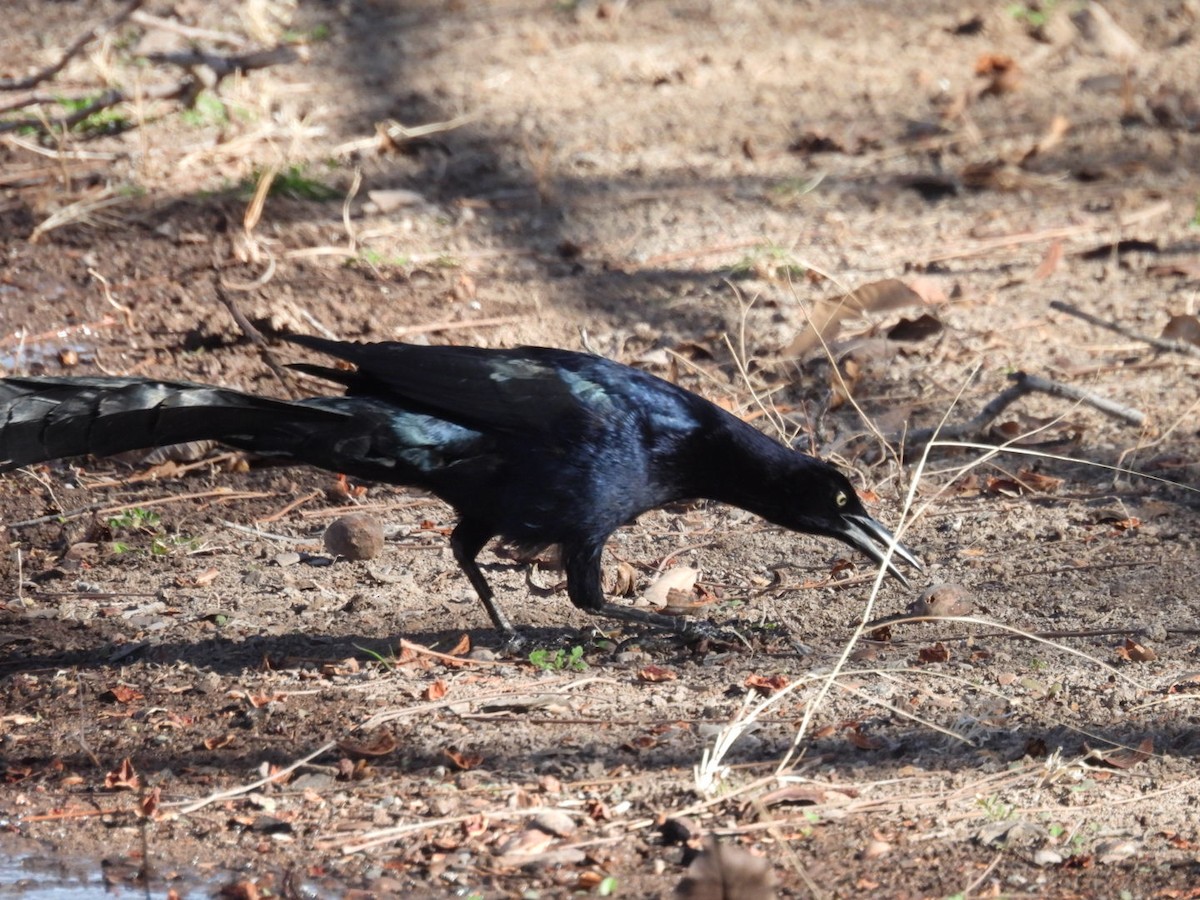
[676, 414, 800, 519]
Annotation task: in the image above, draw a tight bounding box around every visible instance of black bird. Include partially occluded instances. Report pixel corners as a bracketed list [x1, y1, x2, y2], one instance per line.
[0, 335, 920, 637]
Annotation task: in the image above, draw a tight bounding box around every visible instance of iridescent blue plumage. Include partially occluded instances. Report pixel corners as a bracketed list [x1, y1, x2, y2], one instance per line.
[0, 335, 920, 638]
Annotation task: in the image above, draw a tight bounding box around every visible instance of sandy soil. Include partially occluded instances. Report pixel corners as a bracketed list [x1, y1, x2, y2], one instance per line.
[2, 1, 1199, 896]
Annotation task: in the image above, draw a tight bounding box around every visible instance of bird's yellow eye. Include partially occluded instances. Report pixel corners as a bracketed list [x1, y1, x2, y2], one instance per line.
[835, 490, 848, 508]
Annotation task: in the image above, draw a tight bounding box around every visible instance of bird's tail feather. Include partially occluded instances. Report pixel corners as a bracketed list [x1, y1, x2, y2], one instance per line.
[0, 376, 349, 471]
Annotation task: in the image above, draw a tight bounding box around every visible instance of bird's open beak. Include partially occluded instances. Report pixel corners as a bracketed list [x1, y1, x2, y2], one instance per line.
[838, 514, 922, 587]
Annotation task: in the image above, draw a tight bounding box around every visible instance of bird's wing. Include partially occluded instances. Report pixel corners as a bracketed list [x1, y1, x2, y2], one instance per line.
[285, 334, 627, 435]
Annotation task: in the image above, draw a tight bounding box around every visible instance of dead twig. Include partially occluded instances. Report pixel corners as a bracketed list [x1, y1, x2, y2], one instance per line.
[1014, 370, 1145, 426]
[215, 281, 292, 385]
[1051, 300, 1200, 359]
[0, 0, 144, 91]
[172, 740, 337, 815]
[903, 369, 1144, 448]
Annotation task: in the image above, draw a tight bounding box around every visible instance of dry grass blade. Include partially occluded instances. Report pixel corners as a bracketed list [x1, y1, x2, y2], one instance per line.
[29, 190, 134, 242]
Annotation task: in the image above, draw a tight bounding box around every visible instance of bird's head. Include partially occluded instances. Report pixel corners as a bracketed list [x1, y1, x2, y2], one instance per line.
[765, 460, 922, 586]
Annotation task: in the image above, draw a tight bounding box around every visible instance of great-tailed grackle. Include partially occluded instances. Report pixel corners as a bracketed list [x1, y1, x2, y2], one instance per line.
[0, 335, 920, 637]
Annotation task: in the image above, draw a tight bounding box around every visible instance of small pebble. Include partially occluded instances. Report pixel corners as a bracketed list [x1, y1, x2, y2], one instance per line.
[324, 513, 385, 561]
[909, 582, 974, 618]
[533, 809, 577, 837]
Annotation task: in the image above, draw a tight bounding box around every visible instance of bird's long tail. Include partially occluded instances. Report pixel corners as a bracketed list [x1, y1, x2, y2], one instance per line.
[0, 376, 351, 471]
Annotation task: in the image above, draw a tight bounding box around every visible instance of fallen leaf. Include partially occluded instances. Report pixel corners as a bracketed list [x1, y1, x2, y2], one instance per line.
[1114, 638, 1156, 663]
[1162, 314, 1200, 346]
[917, 643, 951, 664]
[786, 279, 923, 356]
[643, 566, 699, 608]
[423, 679, 448, 701]
[846, 728, 883, 751]
[744, 673, 790, 696]
[104, 757, 141, 791]
[337, 732, 398, 758]
[975, 52, 1021, 96]
[102, 684, 144, 704]
[443, 747, 484, 770]
[637, 665, 678, 683]
[203, 734, 237, 750]
[1017, 469, 1064, 493]
[1086, 737, 1153, 769]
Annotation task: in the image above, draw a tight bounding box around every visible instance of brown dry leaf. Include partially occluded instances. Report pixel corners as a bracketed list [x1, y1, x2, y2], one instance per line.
[338, 732, 398, 758]
[846, 728, 883, 751]
[985, 476, 1024, 497]
[443, 747, 484, 770]
[887, 313, 943, 342]
[1162, 314, 1200, 347]
[623, 734, 658, 752]
[203, 733, 236, 750]
[321, 657, 361, 677]
[104, 757, 141, 791]
[786, 278, 923, 356]
[975, 52, 1021, 96]
[1032, 239, 1064, 280]
[611, 560, 638, 596]
[1109, 516, 1141, 533]
[1089, 737, 1154, 769]
[423, 679, 449, 701]
[917, 643, 951, 664]
[637, 665, 678, 683]
[676, 837, 776, 900]
[103, 684, 144, 704]
[643, 566, 699, 608]
[744, 673, 790, 696]
[138, 787, 162, 819]
[1114, 637, 1157, 663]
[496, 828, 555, 859]
[175, 566, 220, 588]
[446, 633, 472, 657]
[1017, 469, 1064, 493]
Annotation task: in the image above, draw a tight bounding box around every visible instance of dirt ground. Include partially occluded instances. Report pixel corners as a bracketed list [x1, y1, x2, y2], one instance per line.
[2, 1, 1199, 897]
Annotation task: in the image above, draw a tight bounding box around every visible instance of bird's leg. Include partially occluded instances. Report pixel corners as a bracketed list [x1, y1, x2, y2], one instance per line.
[593, 601, 719, 641]
[449, 520, 516, 637]
[563, 541, 717, 642]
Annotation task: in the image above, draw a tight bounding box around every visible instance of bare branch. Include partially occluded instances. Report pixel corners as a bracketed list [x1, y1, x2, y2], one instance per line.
[1051, 300, 1200, 359]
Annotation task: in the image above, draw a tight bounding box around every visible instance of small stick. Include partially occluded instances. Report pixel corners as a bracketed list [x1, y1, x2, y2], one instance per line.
[172, 741, 337, 815]
[903, 368, 1145, 448]
[1050, 300, 1200, 359]
[215, 281, 292, 385]
[255, 490, 322, 524]
[1010, 370, 1145, 427]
